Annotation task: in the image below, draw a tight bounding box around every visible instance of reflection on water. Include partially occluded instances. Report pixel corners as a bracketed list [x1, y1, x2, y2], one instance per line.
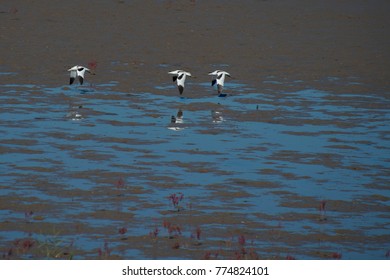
[211, 110, 224, 123]
[168, 109, 185, 131]
[0, 79, 389, 259]
[66, 104, 85, 121]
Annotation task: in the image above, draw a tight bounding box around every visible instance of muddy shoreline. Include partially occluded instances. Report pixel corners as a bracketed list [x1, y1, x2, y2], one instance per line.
[1, 0, 389, 93]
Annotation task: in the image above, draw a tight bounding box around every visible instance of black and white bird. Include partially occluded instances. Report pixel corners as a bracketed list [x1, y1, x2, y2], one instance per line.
[168, 70, 192, 95]
[68, 65, 94, 85]
[208, 70, 231, 95]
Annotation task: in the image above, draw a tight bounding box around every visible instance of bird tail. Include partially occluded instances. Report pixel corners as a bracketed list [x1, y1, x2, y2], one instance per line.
[178, 85, 184, 95]
[217, 84, 223, 94]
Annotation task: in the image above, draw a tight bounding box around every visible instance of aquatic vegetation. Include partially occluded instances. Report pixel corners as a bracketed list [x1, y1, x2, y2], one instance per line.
[98, 241, 111, 259]
[149, 227, 160, 240]
[163, 220, 182, 239]
[319, 200, 327, 221]
[2, 234, 73, 260]
[118, 227, 127, 235]
[115, 177, 126, 189]
[238, 235, 246, 246]
[168, 192, 185, 212]
[88, 60, 98, 70]
[331, 252, 342, 259]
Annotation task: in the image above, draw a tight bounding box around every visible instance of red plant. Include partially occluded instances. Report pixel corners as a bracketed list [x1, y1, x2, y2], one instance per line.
[331, 252, 342, 259]
[149, 227, 159, 239]
[234, 251, 243, 260]
[118, 227, 127, 235]
[238, 235, 246, 246]
[163, 220, 171, 229]
[319, 200, 327, 221]
[319, 200, 326, 212]
[196, 227, 201, 240]
[88, 60, 98, 70]
[22, 239, 34, 250]
[169, 225, 181, 236]
[13, 238, 35, 253]
[168, 192, 184, 210]
[115, 177, 125, 189]
[286, 255, 296, 260]
[98, 241, 110, 258]
[172, 242, 180, 249]
[163, 220, 182, 238]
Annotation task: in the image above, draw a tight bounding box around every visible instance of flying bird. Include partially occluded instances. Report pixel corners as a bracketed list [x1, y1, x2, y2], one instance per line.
[208, 70, 231, 95]
[168, 70, 192, 94]
[68, 65, 94, 85]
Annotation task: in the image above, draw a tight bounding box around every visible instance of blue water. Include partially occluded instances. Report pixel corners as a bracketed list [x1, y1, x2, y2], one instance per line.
[1, 78, 389, 259]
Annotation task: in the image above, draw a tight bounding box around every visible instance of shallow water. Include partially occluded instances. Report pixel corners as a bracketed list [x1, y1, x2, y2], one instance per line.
[1, 76, 389, 259]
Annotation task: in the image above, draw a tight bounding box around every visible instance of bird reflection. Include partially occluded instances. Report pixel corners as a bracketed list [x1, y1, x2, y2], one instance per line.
[66, 104, 84, 121]
[65, 97, 85, 121]
[168, 109, 185, 131]
[211, 110, 224, 123]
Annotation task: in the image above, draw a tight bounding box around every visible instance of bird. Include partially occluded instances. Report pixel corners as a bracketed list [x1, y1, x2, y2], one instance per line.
[208, 70, 231, 95]
[68, 65, 94, 85]
[168, 70, 192, 94]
